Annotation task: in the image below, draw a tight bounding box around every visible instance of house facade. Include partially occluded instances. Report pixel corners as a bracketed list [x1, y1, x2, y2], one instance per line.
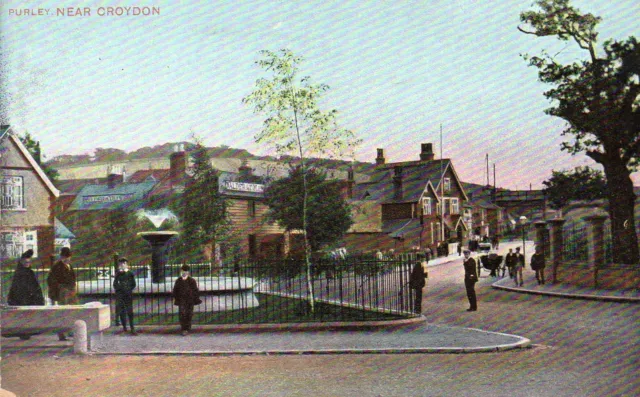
[0, 125, 59, 268]
[217, 167, 300, 260]
[344, 143, 469, 254]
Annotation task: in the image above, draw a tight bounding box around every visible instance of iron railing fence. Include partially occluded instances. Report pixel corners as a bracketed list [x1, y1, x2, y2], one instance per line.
[564, 226, 613, 264]
[1, 258, 419, 325]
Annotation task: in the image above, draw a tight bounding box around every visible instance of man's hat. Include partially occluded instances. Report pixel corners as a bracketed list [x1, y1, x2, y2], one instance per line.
[60, 247, 72, 258]
[515, 247, 521, 251]
[181, 264, 190, 272]
[463, 249, 471, 254]
[21, 249, 34, 259]
[118, 257, 128, 264]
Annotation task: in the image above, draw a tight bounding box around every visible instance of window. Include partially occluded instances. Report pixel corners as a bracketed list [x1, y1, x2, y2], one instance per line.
[442, 198, 451, 215]
[0, 231, 24, 259]
[430, 223, 435, 244]
[1, 177, 24, 210]
[444, 177, 451, 191]
[248, 200, 256, 217]
[422, 198, 431, 215]
[451, 198, 459, 214]
[24, 231, 38, 257]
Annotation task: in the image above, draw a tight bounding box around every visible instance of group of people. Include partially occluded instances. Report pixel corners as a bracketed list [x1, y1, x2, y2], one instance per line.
[408, 244, 546, 316]
[6, 248, 204, 338]
[504, 245, 546, 286]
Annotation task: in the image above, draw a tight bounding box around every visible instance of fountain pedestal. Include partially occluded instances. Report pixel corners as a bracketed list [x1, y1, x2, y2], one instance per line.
[138, 231, 179, 283]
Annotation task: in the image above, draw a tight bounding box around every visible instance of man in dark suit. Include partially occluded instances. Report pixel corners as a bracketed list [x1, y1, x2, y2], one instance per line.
[505, 248, 517, 279]
[514, 247, 525, 287]
[530, 245, 546, 285]
[462, 249, 478, 312]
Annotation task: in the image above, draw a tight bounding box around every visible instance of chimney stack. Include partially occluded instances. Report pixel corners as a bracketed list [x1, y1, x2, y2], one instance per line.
[170, 144, 187, 187]
[106, 165, 123, 188]
[393, 166, 403, 200]
[375, 148, 385, 165]
[420, 143, 434, 161]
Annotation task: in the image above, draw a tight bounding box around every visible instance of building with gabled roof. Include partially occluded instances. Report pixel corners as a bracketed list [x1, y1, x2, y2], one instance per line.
[0, 125, 59, 271]
[344, 143, 469, 254]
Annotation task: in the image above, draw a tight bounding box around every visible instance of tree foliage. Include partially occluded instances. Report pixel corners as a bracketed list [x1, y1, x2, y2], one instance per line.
[264, 166, 353, 252]
[243, 49, 360, 311]
[19, 132, 59, 183]
[520, 0, 640, 263]
[243, 49, 361, 161]
[542, 166, 607, 209]
[181, 140, 228, 260]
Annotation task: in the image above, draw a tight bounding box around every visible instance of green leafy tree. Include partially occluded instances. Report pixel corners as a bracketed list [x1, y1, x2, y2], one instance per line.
[519, 0, 640, 264]
[243, 49, 361, 311]
[181, 140, 228, 261]
[19, 132, 59, 183]
[542, 166, 607, 209]
[264, 166, 353, 252]
[93, 148, 127, 162]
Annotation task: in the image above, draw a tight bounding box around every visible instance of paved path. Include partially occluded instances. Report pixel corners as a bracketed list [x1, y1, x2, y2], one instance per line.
[3, 242, 635, 358]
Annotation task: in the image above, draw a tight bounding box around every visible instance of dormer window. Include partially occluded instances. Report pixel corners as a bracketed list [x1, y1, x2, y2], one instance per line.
[444, 177, 451, 191]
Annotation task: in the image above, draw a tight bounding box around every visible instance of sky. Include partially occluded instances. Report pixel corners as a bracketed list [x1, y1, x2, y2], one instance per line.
[1, 0, 638, 189]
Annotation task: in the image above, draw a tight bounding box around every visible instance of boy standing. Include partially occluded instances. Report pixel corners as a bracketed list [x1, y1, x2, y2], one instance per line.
[113, 258, 137, 335]
[172, 264, 202, 336]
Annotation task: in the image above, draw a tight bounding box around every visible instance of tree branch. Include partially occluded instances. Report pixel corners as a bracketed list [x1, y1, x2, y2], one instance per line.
[518, 26, 542, 36]
[585, 150, 607, 165]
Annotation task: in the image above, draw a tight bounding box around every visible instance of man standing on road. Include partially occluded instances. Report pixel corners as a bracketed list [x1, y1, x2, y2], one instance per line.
[462, 249, 478, 312]
[409, 257, 428, 314]
[514, 247, 525, 287]
[505, 248, 517, 279]
[530, 245, 546, 285]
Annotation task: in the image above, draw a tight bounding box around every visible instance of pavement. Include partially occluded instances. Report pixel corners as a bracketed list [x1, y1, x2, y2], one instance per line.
[2, 245, 637, 357]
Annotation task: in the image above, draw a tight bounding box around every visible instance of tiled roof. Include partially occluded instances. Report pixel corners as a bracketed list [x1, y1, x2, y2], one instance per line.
[128, 169, 171, 183]
[354, 160, 452, 203]
[54, 218, 76, 239]
[56, 178, 109, 195]
[68, 181, 157, 211]
[383, 219, 422, 239]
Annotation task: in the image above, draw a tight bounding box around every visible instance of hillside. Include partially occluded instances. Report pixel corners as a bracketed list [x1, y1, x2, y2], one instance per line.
[46, 142, 375, 176]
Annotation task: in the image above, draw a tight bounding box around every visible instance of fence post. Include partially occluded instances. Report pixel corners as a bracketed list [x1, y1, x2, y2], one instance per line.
[548, 218, 565, 284]
[534, 221, 548, 254]
[584, 215, 607, 289]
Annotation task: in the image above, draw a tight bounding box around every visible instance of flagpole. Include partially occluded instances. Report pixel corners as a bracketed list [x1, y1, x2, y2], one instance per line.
[440, 124, 445, 242]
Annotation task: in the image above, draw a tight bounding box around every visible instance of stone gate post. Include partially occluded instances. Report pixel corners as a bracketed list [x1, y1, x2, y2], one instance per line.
[548, 218, 565, 285]
[534, 221, 548, 254]
[584, 215, 607, 289]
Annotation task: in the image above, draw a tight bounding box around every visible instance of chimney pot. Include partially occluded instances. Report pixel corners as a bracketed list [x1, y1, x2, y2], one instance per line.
[420, 143, 434, 161]
[375, 148, 385, 165]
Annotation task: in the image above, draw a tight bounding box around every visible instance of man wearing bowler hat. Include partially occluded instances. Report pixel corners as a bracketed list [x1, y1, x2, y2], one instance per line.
[462, 249, 478, 312]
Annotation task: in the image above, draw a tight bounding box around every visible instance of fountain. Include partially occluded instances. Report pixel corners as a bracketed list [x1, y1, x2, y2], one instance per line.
[75, 209, 259, 315]
[138, 231, 179, 283]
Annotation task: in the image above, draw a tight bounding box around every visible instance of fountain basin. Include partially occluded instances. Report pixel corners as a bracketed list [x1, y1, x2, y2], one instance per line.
[77, 276, 259, 314]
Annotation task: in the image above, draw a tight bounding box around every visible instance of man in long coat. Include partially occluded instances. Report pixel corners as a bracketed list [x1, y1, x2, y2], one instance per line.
[172, 264, 201, 336]
[462, 249, 478, 312]
[8, 249, 45, 306]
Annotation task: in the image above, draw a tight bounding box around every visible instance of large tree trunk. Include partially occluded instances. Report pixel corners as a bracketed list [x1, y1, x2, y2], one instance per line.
[602, 159, 639, 265]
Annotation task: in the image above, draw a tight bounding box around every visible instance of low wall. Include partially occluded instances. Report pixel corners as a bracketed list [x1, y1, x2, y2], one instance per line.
[555, 261, 640, 290]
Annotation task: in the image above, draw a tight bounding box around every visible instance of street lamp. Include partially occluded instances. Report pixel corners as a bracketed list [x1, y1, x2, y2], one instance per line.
[519, 215, 528, 260]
